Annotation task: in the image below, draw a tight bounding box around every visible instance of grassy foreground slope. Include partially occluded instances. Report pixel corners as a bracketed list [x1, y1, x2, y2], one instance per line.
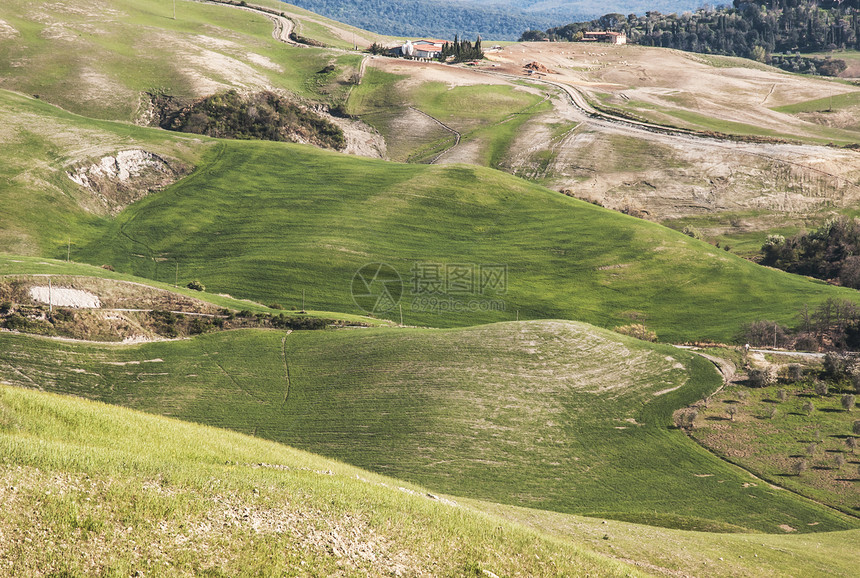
[466, 499, 860, 578]
[75, 136, 860, 342]
[0, 385, 644, 577]
[1, 323, 856, 534]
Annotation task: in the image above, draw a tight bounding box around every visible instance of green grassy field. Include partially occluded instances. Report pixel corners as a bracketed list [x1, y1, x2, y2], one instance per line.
[347, 69, 552, 165]
[772, 91, 860, 115]
[0, 384, 649, 577]
[1, 322, 857, 534]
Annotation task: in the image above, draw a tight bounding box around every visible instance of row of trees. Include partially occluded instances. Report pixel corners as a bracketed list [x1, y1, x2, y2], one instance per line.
[522, 1, 859, 74]
[438, 35, 483, 63]
[742, 298, 860, 352]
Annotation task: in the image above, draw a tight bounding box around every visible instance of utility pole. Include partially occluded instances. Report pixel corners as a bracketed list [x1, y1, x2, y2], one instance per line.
[399, 303, 403, 326]
[173, 0, 176, 20]
[174, 262, 179, 287]
[301, 289, 305, 313]
[48, 277, 53, 313]
[67, 238, 71, 262]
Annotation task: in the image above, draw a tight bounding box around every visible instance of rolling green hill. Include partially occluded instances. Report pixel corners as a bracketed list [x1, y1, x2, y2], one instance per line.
[1, 323, 856, 534]
[0, 383, 646, 577]
[75, 134, 860, 342]
[2, 88, 859, 342]
[1, 0, 859, 574]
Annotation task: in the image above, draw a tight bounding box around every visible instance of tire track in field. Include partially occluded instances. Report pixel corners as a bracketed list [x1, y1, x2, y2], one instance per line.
[408, 107, 461, 164]
[280, 330, 292, 408]
[200, 342, 267, 406]
[0, 362, 43, 391]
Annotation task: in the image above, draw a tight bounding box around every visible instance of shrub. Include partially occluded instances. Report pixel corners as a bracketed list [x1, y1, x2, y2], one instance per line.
[823, 351, 850, 381]
[187, 280, 205, 292]
[681, 226, 701, 239]
[793, 459, 808, 476]
[834, 454, 846, 469]
[853, 420, 860, 435]
[806, 442, 817, 456]
[727, 406, 738, 421]
[787, 364, 803, 382]
[101, 264, 115, 271]
[846, 437, 857, 453]
[777, 389, 788, 402]
[802, 400, 815, 415]
[767, 407, 778, 419]
[748, 367, 777, 388]
[269, 303, 284, 310]
[613, 324, 657, 342]
[815, 381, 830, 397]
[676, 408, 698, 429]
[842, 394, 856, 412]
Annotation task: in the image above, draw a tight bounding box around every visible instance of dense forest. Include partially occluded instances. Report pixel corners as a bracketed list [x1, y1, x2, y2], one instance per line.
[279, 0, 702, 40]
[282, 0, 557, 39]
[523, 1, 860, 73]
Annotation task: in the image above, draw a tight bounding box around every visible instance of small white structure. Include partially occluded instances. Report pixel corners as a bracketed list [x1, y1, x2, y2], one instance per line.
[582, 31, 627, 45]
[389, 39, 445, 59]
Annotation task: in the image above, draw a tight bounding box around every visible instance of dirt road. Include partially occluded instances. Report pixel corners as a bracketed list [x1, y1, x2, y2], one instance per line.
[195, 0, 302, 47]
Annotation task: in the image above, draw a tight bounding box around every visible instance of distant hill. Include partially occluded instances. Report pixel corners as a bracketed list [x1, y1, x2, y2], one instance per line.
[280, 0, 702, 40]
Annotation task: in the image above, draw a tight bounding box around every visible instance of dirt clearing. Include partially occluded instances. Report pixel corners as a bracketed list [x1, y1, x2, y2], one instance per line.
[29, 286, 101, 308]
